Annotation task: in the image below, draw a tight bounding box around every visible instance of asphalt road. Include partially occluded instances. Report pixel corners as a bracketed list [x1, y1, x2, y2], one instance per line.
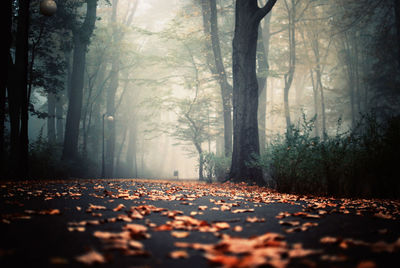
[0, 179, 399, 267]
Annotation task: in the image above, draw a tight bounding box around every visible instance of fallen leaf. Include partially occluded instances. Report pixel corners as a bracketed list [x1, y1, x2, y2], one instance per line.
[357, 260, 377, 268]
[113, 204, 125, 212]
[246, 216, 265, 223]
[169, 250, 189, 259]
[171, 231, 190, 238]
[233, 226, 243, 232]
[231, 209, 254, 214]
[75, 250, 105, 265]
[214, 222, 230, 230]
[320, 236, 339, 244]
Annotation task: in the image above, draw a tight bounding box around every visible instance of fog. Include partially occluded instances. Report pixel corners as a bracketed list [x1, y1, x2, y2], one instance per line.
[4, 0, 400, 186]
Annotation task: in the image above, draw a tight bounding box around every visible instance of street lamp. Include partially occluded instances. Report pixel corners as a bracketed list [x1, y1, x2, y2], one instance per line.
[101, 114, 114, 178]
[40, 0, 57, 16]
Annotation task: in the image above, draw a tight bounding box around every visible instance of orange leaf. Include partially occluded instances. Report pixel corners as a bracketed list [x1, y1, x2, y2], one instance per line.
[75, 250, 106, 265]
[169, 250, 189, 259]
[171, 231, 190, 238]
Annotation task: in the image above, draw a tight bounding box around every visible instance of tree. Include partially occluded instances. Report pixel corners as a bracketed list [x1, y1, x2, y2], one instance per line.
[0, 0, 13, 171]
[200, 0, 233, 157]
[257, 10, 272, 153]
[7, 0, 31, 178]
[104, 0, 139, 177]
[62, 0, 98, 162]
[229, 0, 277, 185]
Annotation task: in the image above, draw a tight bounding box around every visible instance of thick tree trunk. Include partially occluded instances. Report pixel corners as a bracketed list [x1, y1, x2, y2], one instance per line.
[62, 0, 97, 161]
[47, 93, 56, 144]
[12, 0, 31, 178]
[394, 0, 400, 69]
[201, 0, 233, 157]
[230, 0, 276, 185]
[0, 0, 12, 166]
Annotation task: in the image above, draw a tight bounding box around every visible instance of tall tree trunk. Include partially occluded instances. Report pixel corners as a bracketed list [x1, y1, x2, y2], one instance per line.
[283, 0, 296, 136]
[310, 70, 320, 137]
[105, 61, 119, 178]
[343, 33, 356, 128]
[259, 12, 272, 153]
[394, 0, 400, 69]
[55, 95, 64, 145]
[103, 0, 120, 178]
[56, 49, 70, 145]
[196, 144, 204, 181]
[115, 123, 127, 177]
[316, 68, 326, 137]
[257, 12, 271, 154]
[201, 0, 233, 157]
[62, 0, 98, 161]
[0, 0, 12, 167]
[47, 93, 56, 143]
[230, 0, 276, 185]
[12, 0, 31, 178]
[126, 121, 137, 177]
[312, 38, 326, 138]
[62, 38, 87, 160]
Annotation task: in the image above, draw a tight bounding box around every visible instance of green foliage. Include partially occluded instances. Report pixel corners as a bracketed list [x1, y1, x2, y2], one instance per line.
[29, 128, 98, 179]
[202, 152, 231, 182]
[255, 114, 400, 198]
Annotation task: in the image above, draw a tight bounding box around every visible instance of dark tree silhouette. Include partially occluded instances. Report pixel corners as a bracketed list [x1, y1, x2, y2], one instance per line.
[230, 0, 277, 185]
[62, 0, 98, 162]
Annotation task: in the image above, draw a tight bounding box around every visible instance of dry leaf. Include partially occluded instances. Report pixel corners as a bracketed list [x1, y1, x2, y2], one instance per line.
[169, 250, 189, 259]
[171, 231, 190, 238]
[75, 250, 105, 265]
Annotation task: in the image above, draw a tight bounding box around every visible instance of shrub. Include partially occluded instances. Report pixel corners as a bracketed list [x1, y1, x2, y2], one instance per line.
[255, 113, 400, 198]
[202, 152, 231, 182]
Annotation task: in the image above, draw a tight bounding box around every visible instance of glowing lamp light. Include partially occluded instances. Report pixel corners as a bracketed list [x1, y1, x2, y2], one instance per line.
[40, 0, 57, 16]
[106, 115, 114, 122]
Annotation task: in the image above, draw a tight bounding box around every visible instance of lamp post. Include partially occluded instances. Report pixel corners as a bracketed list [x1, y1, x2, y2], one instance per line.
[101, 114, 114, 178]
[40, 0, 57, 16]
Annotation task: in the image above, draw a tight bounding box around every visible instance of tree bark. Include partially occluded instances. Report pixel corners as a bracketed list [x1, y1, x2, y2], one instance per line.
[283, 0, 296, 136]
[62, 0, 98, 161]
[230, 0, 276, 185]
[201, 0, 233, 157]
[47, 92, 56, 144]
[55, 95, 64, 144]
[126, 120, 137, 177]
[0, 0, 12, 169]
[62, 38, 87, 160]
[310, 70, 320, 137]
[11, 0, 31, 178]
[394, 0, 400, 69]
[257, 12, 271, 154]
[115, 123, 127, 177]
[196, 144, 204, 181]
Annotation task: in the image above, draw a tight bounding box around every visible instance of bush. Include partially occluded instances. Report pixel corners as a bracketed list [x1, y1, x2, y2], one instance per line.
[255, 114, 400, 198]
[29, 129, 98, 179]
[202, 152, 231, 182]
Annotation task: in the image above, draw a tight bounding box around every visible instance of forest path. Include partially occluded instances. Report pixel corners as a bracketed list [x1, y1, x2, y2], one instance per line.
[0, 179, 399, 267]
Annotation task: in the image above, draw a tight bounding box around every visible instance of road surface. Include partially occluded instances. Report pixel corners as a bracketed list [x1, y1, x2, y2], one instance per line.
[1, 179, 399, 267]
